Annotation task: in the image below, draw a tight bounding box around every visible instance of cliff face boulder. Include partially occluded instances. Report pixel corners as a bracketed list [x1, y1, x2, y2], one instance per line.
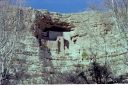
[60, 12, 128, 83]
[1, 7, 128, 84]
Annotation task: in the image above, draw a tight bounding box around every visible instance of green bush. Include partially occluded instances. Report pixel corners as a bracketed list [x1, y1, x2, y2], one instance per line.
[82, 51, 88, 60]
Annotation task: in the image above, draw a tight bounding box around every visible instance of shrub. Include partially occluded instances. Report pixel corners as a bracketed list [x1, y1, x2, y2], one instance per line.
[82, 51, 88, 60]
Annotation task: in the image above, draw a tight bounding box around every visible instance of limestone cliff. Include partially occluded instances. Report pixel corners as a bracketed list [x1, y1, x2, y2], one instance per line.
[1, 7, 128, 84]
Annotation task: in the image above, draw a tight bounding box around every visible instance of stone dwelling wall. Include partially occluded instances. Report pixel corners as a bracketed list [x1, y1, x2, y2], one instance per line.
[1, 7, 128, 84]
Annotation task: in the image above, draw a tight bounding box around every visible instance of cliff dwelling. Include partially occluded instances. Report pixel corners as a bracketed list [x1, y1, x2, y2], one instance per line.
[2, 3, 128, 84]
[32, 14, 74, 54]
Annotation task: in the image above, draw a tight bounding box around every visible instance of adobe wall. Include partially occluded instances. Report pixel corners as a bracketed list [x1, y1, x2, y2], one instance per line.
[1, 7, 128, 84]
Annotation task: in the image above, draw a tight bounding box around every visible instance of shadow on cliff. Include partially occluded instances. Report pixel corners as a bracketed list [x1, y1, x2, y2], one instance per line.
[51, 61, 112, 84]
[52, 61, 128, 84]
[38, 45, 55, 83]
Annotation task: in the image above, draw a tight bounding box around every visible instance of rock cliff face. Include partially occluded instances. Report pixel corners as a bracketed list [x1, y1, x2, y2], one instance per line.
[1, 7, 128, 84]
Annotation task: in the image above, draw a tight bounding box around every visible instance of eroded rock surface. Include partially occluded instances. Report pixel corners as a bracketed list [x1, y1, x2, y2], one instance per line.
[1, 7, 128, 84]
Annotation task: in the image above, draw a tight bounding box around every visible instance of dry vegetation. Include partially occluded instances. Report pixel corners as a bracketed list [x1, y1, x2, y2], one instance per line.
[0, 0, 128, 84]
[0, 0, 26, 85]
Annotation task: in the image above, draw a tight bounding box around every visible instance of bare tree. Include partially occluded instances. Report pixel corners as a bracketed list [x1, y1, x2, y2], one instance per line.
[106, 0, 128, 48]
[105, 0, 128, 65]
[0, 0, 26, 84]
